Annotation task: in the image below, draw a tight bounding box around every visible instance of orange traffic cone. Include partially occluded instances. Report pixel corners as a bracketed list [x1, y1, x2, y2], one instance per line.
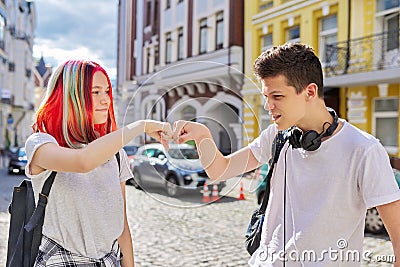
[211, 184, 220, 201]
[202, 183, 211, 203]
[237, 181, 246, 200]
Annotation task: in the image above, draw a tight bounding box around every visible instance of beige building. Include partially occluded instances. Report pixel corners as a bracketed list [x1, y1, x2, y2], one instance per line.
[0, 0, 36, 150]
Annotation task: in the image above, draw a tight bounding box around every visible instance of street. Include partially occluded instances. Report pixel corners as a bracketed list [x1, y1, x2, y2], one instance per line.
[0, 169, 395, 267]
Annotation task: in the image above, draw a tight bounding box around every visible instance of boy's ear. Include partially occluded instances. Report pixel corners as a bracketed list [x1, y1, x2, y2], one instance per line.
[305, 83, 318, 100]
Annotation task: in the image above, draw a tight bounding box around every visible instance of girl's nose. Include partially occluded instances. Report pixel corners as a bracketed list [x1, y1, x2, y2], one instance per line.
[100, 93, 110, 104]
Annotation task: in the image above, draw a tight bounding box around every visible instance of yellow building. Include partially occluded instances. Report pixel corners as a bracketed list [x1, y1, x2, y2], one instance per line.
[243, 0, 400, 166]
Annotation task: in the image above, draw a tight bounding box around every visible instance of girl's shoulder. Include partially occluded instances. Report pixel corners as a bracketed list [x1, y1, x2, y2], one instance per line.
[25, 133, 58, 157]
[26, 132, 58, 146]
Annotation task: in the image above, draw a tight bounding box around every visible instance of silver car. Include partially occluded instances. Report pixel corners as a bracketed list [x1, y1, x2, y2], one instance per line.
[130, 143, 225, 197]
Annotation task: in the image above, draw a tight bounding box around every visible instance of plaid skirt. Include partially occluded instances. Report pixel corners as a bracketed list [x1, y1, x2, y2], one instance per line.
[34, 235, 121, 267]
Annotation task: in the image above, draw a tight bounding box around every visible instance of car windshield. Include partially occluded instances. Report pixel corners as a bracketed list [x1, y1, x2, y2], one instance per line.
[18, 148, 26, 157]
[124, 146, 138, 156]
[168, 148, 199, 160]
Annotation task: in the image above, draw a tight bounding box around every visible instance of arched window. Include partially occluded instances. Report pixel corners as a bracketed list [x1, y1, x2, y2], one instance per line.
[182, 106, 196, 121]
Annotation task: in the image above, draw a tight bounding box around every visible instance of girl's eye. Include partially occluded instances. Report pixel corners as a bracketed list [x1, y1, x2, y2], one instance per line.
[92, 91, 99, 95]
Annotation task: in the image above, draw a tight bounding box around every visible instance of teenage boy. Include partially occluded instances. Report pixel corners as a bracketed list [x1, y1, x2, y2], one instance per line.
[173, 43, 400, 266]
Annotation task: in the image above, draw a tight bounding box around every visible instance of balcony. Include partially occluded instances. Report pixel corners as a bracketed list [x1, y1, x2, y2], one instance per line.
[324, 29, 400, 87]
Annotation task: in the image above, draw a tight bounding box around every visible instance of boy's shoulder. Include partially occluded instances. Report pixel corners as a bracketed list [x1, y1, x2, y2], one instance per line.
[341, 119, 379, 143]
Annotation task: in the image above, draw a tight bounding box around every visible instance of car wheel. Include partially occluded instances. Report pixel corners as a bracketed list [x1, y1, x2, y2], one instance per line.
[165, 175, 179, 197]
[129, 170, 142, 190]
[365, 207, 385, 234]
[257, 190, 265, 205]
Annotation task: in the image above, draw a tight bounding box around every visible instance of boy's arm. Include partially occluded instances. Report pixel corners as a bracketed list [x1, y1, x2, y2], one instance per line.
[173, 120, 261, 181]
[377, 200, 400, 266]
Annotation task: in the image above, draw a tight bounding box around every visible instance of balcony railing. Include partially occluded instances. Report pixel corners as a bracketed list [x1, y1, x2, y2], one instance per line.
[324, 29, 400, 77]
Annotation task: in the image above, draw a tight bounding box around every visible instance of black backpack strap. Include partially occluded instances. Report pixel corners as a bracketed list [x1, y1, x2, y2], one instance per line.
[259, 131, 287, 214]
[115, 152, 120, 172]
[24, 171, 57, 232]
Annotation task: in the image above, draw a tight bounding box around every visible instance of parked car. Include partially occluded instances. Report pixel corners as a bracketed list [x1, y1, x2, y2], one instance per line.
[123, 145, 139, 160]
[130, 143, 225, 197]
[365, 168, 400, 234]
[254, 164, 400, 234]
[8, 147, 27, 174]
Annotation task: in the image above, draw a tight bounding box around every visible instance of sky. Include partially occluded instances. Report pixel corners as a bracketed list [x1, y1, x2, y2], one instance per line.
[32, 0, 119, 79]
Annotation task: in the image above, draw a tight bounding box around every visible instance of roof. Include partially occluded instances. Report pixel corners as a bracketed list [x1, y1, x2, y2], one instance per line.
[36, 56, 48, 77]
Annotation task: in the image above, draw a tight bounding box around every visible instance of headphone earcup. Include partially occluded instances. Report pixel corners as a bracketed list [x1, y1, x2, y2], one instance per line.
[288, 128, 302, 149]
[301, 130, 321, 151]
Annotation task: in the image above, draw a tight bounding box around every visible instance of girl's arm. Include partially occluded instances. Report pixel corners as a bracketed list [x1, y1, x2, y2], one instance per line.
[29, 120, 172, 175]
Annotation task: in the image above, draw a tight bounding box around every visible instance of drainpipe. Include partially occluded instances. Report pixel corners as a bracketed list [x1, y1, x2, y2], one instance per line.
[344, 0, 352, 121]
[344, 0, 351, 74]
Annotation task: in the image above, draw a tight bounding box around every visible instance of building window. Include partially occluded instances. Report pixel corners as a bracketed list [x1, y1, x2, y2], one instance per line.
[199, 18, 208, 54]
[154, 46, 159, 66]
[0, 15, 4, 49]
[165, 32, 172, 64]
[177, 0, 184, 3]
[319, 14, 338, 65]
[373, 97, 399, 154]
[166, 0, 171, 9]
[216, 12, 224, 50]
[286, 26, 300, 43]
[146, 47, 151, 73]
[260, 33, 272, 53]
[154, 1, 158, 21]
[377, 0, 400, 12]
[259, 1, 273, 11]
[177, 27, 184, 60]
[386, 13, 399, 51]
[146, 1, 152, 26]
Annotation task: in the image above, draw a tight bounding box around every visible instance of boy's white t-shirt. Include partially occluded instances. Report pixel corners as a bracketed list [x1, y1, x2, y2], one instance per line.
[248, 120, 400, 266]
[25, 132, 133, 259]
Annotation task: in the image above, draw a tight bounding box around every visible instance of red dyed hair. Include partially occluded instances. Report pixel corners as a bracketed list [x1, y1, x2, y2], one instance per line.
[33, 60, 117, 148]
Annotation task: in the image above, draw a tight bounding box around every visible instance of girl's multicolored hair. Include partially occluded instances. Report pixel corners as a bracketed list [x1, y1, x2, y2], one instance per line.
[33, 60, 117, 148]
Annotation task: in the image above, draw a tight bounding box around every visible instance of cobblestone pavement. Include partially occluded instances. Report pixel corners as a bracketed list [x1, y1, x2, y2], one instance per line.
[0, 170, 396, 266]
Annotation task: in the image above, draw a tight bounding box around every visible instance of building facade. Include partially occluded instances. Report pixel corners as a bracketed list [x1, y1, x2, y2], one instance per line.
[243, 0, 400, 166]
[117, 0, 244, 153]
[0, 0, 36, 150]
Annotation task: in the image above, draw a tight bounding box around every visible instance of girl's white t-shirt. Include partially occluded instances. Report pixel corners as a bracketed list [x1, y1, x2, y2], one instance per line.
[248, 120, 400, 266]
[25, 132, 133, 259]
